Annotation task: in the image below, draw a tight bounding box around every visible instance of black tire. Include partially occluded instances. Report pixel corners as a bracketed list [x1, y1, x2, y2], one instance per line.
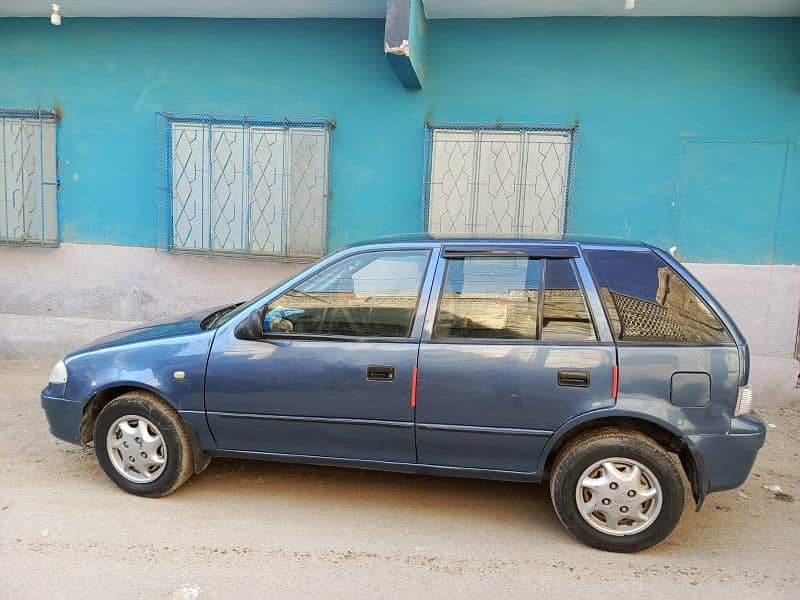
[549, 429, 684, 552]
[94, 391, 195, 497]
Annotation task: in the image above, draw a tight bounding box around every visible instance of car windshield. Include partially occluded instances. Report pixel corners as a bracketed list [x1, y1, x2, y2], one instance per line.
[212, 270, 308, 328]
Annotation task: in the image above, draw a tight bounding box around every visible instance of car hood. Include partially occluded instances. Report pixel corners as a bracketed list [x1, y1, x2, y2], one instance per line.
[67, 305, 234, 356]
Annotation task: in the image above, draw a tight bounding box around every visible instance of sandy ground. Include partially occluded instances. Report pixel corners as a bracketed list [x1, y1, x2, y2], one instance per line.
[1, 359, 798, 599]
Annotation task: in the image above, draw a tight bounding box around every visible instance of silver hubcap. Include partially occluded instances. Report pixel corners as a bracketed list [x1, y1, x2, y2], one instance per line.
[575, 457, 662, 536]
[106, 415, 167, 483]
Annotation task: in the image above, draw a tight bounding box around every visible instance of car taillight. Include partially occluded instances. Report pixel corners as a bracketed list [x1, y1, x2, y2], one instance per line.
[734, 384, 754, 417]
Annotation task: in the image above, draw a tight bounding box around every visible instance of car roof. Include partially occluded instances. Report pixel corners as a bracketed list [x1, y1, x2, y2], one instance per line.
[345, 232, 649, 249]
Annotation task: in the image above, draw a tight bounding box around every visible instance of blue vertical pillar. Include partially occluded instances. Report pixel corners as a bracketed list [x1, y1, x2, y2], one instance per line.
[384, 0, 426, 89]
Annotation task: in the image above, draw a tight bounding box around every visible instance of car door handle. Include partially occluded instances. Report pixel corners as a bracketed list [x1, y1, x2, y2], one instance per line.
[367, 365, 395, 381]
[558, 369, 590, 387]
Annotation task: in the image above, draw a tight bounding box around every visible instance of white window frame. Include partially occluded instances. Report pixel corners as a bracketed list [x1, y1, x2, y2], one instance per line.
[423, 123, 575, 237]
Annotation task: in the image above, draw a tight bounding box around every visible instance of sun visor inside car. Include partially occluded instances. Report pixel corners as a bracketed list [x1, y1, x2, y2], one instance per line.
[442, 245, 579, 258]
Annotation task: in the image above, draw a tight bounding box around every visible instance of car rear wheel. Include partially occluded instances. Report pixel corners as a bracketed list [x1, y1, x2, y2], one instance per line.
[549, 429, 684, 552]
[94, 391, 194, 497]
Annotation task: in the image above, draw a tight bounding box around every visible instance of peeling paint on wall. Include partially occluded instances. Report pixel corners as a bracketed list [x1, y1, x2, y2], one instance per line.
[384, 39, 410, 56]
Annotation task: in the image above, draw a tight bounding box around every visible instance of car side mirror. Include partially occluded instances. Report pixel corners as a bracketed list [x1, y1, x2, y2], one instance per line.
[234, 307, 266, 341]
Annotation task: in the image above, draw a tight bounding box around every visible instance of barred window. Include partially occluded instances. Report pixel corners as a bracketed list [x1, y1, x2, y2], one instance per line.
[424, 125, 573, 236]
[0, 109, 59, 247]
[156, 114, 331, 260]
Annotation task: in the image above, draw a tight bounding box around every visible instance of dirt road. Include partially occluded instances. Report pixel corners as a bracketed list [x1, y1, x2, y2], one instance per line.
[1, 359, 798, 599]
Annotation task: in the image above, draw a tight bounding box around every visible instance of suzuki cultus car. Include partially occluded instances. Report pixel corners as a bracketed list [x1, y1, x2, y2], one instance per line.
[42, 235, 765, 552]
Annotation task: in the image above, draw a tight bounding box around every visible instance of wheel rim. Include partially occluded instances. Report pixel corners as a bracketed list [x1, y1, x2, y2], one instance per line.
[106, 415, 168, 483]
[575, 457, 663, 536]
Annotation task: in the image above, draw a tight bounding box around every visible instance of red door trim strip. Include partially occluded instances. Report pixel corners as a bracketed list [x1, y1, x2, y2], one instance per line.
[612, 365, 619, 399]
[411, 367, 418, 408]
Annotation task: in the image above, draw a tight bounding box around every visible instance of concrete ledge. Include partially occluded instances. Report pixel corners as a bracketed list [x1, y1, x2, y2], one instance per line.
[0, 243, 306, 323]
[0, 313, 143, 360]
[1, 312, 796, 407]
[1, 251, 797, 406]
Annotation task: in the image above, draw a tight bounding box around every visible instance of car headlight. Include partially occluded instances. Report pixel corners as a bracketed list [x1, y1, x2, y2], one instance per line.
[49, 359, 68, 384]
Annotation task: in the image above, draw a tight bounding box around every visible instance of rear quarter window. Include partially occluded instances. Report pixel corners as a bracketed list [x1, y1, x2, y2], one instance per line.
[584, 249, 732, 345]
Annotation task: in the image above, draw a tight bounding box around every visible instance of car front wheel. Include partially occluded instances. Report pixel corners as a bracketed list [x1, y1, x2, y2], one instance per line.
[94, 391, 195, 497]
[550, 429, 684, 552]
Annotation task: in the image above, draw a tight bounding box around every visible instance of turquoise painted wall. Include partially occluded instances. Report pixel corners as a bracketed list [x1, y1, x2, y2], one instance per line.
[0, 17, 797, 264]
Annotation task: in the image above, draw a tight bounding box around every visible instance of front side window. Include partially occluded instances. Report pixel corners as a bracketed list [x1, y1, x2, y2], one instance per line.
[585, 249, 732, 344]
[157, 114, 331, 259]
[264, 250, 430, 338]
[425, 125, 573, 236]
[0, 109, 58, 246]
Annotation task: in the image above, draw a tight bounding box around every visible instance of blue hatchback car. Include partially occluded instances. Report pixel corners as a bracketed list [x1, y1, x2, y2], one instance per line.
[42, 235, 766, 552]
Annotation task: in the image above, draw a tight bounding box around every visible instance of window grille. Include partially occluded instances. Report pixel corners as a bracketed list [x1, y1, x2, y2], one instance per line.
[423, 123, 575, 237]
[0, 109, 59, 247]
[155, 114, 331, 260]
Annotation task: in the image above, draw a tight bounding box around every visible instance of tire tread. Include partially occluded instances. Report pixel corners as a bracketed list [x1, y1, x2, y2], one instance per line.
[94, 390, 194, 497]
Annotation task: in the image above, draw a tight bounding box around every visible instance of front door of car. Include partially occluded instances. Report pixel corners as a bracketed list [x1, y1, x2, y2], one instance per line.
[205, 248, 435, 463]
[415, 247, 616, 473]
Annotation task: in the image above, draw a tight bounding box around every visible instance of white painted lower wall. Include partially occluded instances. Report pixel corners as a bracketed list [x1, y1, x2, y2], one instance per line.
[0, 242, 308, 322]
[1, 243, 798, 406]
[685, 262, 800, 407]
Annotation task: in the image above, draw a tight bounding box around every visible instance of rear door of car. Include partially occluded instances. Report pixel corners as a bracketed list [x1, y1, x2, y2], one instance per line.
[414, 244, 617, 474]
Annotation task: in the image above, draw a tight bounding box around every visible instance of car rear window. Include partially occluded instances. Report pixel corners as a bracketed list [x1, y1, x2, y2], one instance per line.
[584, 249, 732, 345]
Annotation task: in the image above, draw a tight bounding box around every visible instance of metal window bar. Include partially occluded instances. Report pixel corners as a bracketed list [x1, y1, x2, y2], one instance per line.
[422, 122, 577, 237]
[0, 109, 59, 247]
[155, 113, 332, 261]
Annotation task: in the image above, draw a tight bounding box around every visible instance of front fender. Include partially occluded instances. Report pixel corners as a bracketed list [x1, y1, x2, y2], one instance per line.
[64, 330, 215, 413]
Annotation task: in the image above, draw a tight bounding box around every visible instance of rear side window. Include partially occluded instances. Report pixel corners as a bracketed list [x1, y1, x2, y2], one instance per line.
[585, 249, 732, 344]
[542, 259, 596, 341]
[435, 257, 542, 340]
[433, 257, 596, 341]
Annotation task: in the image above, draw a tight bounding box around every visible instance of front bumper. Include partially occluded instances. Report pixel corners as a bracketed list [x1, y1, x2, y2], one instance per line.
[690, 412, 767, 493]
[41, 391, 84, 445]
